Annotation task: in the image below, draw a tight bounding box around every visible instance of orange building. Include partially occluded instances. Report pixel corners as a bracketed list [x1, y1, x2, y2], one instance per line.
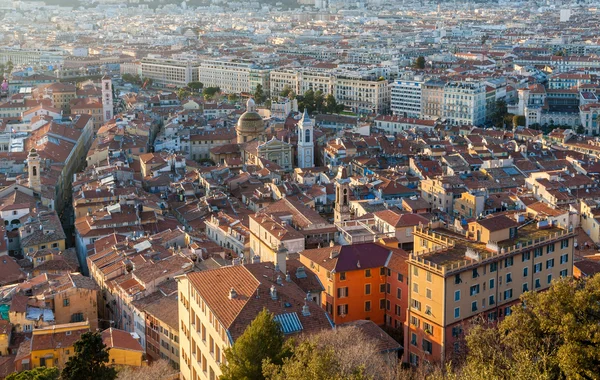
[299, 242, 393, 325]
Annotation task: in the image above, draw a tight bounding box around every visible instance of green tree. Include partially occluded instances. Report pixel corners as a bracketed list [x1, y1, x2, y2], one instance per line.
[61, 332, 117, 380]
[577, 125, 585, 135]
[177, 88, 191, 100]
[219, 309, 289, 380]
[228, 93, 239, 103]
[6, 367, 59, 380]
[0, 63, 5, 74]
[302, 89, 315, 113]
[187, 81, 203, 92]
[254, 84, 266, 104]
[462, 275, 600, 380]
[490, 99, 508, 128]
[414, 56, 425, 69]
[6, 60, 13, 74]
[513, 115, 526, 128]
[280, 85, 293, 98]
[314, 90, 325, 113]
[202, 86, 221, 101]
[325, 94, 337, 113]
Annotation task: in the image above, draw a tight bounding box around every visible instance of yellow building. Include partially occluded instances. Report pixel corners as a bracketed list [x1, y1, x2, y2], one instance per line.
[24, 322, 90, 370]
[0, 320, 11, 355]
[405, 214, 575, 366]
[102, 328, 145, 367]
[19, 211, 67, 256]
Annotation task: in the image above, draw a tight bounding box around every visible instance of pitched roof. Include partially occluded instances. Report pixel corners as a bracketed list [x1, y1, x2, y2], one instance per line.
[300, 243, 391, 273]
[101, 328, 144, 352]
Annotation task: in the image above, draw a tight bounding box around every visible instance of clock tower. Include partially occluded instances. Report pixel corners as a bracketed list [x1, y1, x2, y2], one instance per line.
[297, 109, 314, 168]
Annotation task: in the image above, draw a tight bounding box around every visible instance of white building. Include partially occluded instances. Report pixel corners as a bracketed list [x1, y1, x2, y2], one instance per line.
[391, 77, 423, 118]
[141, 58, 200, 88]
[442, 81, 486, 126]
[297, 109, 314, 168]
[199, 59, 269, 95]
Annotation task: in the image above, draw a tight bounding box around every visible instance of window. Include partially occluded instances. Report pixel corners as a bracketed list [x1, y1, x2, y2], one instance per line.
[454, 274, 462, 284]
[454, 290, 461, 301]
[472, 268, 479, 278]
[397, 288, 402, 299]
[454, 307, 460, 319]
[337, 304, 348, 316]
[534, 248, 543, 258]
[426, 288, 432, 299]
[337, 287, 349, 298]
[506, 273, 512, 283]
[63, 299, 70, 307]
[410, 353, 419, 367]
[380, 284, 386, 293]
[522, 251, 530, 262]
[522, 283, 529, 292]
[523, 267, 529, 277]
[471, 301, 478, 312]
[561, 239, 569, 249]
[365, 301, 371, 312]
[411, 299, 421, 311]
[470, 284, 480, 296]
[395, 305, 401, 316]
[365, 284, 371, 295]
[489, 295, 495, 305]
[547, 274, 552, 284]
[422, 339, 433, 354]
[534, 263, 542, 273]
[410, 316, 420, 327]
[423, 322, 434, 335]
[365, 269, 371, 277]
[505, 307, 512, 316]
[397, 273, 404, 282]
[413, 267, 419, 276]
[560, 254, 569, 264]
[71, 313, 84, 322]
[546, 259, 554, 269]
[411, 333, 418, 346]
[426, 272, 432, 282]
[503, 289, 513, 300]
[413, 283, 419, 293]
[490, 262, 497, 272]
[489, 278, 495, 289]
[560, 269, 568, 277]
[547, 244, 555, 254]
[535, 278, 541, 289]
[380, 267, 386, 276]
[504, 257, 513, 268]
[340, 272, 346, 280]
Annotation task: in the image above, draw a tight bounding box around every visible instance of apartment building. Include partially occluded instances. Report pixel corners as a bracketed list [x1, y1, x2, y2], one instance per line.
[141, 58, 200, 88]
[199, 59, 269, 94]
[0, 47, 65, 65]
[205, 212, 250, 257]
[299, 242, 392, 325]
[405, 214, 575, 365]
[299, 70, 335, 96]
[177, 262, 333, 380]
[335, 74, 390, 114]
[269, 69, 299, 96]
[421, 80, 446, 119]
[580, 103, 600, 136]
[442, 81, 486, 126]
[391, 78, 423, 118]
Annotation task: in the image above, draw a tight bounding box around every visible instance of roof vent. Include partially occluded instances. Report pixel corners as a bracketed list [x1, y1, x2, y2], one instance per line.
[302, 302, 310, 316]
[270, 285, 277, 300]
[285, 271, 291, 282]
[276, 275, 283, 285]
[356, 260, 361, 268]
[296, 266, 307, 279]
[229, 287, 237, 300]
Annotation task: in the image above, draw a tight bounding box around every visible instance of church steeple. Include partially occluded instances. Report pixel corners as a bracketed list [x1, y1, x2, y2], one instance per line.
[27, 148, 41, 192]
[297, 109, 314, 169]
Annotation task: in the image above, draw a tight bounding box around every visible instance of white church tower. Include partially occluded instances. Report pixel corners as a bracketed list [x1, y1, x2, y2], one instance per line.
[102, 75, 114, 123]
[297, 109, 314, 168]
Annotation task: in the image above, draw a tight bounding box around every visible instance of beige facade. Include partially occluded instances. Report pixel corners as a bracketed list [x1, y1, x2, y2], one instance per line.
[141, 58, 200, 88]
[334, 75, 390, 114]
[405, 218, 575, 366]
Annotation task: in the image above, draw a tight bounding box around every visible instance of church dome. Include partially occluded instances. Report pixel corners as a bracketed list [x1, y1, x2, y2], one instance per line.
[236, 97, 265, 143]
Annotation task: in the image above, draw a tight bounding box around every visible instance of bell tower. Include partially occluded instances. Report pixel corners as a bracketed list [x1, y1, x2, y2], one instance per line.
[27, 148, 41, 192]
[297, 109, 314, 168]
[334, 179, 351, 223]
[102, 75, 113, 123]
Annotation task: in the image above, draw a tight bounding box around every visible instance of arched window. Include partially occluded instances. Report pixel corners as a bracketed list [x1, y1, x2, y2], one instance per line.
[305, 129, 310, 143]
[32, 166, 37, 176]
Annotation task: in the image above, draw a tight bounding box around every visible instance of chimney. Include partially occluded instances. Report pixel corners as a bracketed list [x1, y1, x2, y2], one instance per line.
[285, 271, 291, 282]
[228, 287, 237, 300]
[302, 302, 310, 316]
[276, 275, 283, 285]
[270, 285, 277, 300]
